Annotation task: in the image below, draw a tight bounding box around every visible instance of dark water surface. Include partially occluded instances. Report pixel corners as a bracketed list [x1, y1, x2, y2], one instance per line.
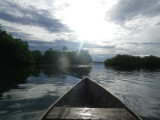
[0, 63, 160, 120]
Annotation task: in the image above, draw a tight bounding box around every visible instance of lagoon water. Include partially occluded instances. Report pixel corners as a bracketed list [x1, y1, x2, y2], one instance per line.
[0, 63, 160, 120]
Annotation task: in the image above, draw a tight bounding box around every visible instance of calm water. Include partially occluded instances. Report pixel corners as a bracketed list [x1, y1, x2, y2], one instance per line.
[0, 63, 160, 120]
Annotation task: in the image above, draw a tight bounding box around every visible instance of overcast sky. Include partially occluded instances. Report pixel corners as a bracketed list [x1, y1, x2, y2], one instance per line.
[0, 0, 160, 61]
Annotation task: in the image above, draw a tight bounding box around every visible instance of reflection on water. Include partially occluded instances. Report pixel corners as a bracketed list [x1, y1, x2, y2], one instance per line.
[90, 64, 160, 120]
[0, 64, 160, 120]
[0, 65, 92, 100]
[0, 65, 91, 120]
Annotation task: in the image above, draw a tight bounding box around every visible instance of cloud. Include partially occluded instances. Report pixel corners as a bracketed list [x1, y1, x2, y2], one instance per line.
[156, 22, 160, 26]
[0, 1, 69, 33]
[129, 25, 160, 43]
[28, 40, 80, 51]
[91, 54, 115, 62]
[107, 0, 160, 24]
[27, 39, 116, 52]
[9, 31, 33, 40]
[83, 43, 115, 49]
[112, 40, 160, 56]
[104, 0, 160, 58]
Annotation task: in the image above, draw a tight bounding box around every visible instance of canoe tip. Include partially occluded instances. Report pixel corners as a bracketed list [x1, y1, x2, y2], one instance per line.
[82, 77, 90, 80]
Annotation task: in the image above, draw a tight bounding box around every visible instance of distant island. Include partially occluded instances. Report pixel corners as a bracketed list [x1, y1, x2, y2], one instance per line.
[92, 61, 104, 63]
[0, 25, 92, 65]
[104, 54, 160, 68]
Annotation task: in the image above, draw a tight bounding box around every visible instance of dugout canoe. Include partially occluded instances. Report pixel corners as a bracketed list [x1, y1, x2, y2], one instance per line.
[39, 78, 142, 120]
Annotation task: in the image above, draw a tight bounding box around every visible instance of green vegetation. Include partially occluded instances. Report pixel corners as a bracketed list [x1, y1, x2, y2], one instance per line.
[40, 48, 92, 65]
[0, 25, 92, 65]
[104, 54, 160, 68]
[92, 61, 104, 63]
[0, 26, 35, 64]
[31, 50, 43, 64]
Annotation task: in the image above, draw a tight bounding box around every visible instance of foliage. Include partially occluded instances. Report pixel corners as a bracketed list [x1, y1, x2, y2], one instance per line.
[42, 48, 59, 64]
[104, 54, 160, 68]
[0, 26, 35, 64]
[31, 50, 42, 64]
[69, 50, 92, 64]
[41, 48, 92, 65]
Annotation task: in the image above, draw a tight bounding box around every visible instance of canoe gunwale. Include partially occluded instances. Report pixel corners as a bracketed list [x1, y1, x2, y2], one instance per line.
[86, 78, 143, 120]
[85, 78, 142, 120]
[39, 78, 143, 120]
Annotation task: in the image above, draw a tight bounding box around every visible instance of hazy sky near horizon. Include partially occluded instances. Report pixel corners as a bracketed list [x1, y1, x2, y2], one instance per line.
[0, 0, 160, 61]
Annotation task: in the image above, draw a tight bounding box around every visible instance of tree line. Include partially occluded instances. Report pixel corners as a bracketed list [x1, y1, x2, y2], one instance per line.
[104, 54, 160, 68]
[32, 48, 92, 65]
[0, 25, 92, 65]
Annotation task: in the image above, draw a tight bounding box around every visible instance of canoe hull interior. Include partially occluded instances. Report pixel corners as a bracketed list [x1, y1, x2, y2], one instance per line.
[54, 78, 124, 108]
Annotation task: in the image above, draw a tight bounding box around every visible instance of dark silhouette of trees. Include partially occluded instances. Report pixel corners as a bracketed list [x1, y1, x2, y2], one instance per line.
[0, 26, 35, 64]
[104, 54, 160, 68]
[142, 55, 160, 67]
[69, 50, 92, 64]
[42, 48, 59, 64]
[31, 50, 42, 64]
[41, 48, 92, 65]
[0, 25, 92, 65]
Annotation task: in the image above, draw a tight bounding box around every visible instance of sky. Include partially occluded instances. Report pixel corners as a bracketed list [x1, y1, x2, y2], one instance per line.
[0, 0, 160, 61]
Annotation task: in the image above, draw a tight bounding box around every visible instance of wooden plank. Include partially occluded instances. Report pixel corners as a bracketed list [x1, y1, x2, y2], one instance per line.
[46, 107, 137, 120]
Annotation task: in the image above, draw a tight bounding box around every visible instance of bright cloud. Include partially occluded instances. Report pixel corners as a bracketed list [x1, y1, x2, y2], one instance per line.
[53, 0, 120, 43]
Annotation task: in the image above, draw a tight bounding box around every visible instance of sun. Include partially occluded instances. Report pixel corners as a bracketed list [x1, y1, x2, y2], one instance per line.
[54, 0, 118, 44]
